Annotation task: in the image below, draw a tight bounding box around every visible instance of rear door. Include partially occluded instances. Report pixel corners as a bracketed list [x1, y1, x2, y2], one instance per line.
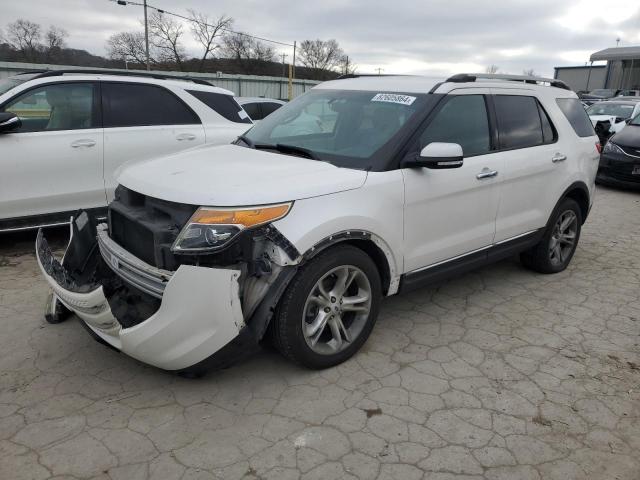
[0, 81, 104, 223]
[101, 82, 205, 202]
[490, 91, 566, 242]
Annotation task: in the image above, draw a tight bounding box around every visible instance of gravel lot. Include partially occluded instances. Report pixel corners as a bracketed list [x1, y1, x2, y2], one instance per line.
[1, 186, 639, 480]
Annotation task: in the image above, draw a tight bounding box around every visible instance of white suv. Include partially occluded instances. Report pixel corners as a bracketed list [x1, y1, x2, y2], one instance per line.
[36, 73, 599, 375]
[0, 70, 252, 232]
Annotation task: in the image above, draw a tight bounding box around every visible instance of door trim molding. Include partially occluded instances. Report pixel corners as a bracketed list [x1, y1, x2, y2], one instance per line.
[399, 228, 544, 293]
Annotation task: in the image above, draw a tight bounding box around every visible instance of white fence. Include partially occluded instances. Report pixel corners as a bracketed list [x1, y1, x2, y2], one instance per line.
[0, 61, 321, 100]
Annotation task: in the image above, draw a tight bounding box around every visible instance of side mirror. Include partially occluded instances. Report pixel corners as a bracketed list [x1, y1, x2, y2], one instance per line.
[0, 112, 21, 133]
[625, 118, 632, 124]
[402, 142, 464, 169]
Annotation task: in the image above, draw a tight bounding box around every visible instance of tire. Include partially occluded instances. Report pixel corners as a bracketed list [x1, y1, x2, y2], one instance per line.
[520, 198, 582, 274]
[271, 245, 382, 369]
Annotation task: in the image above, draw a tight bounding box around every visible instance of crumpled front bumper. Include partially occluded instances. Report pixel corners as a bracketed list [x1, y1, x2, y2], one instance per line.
[36, 223, 246, 371]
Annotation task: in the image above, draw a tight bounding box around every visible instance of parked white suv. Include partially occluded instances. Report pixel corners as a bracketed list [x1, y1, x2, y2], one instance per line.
[37, 73, 599, 375]
[0, 70, 251, 232]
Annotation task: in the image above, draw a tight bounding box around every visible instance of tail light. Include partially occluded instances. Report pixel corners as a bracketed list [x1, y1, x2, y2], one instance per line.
[596, 142, 602, 154]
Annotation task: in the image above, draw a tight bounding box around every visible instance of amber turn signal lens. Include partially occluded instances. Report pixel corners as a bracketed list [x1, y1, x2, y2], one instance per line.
[190, 203, 291, 228]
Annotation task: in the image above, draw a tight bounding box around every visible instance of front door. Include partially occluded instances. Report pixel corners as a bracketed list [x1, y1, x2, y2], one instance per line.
[403, 91, 503, 272]
[0, 81, 104, 223]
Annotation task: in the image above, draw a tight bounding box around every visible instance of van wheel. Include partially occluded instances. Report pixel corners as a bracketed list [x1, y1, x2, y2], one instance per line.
[272, 245, 382, 369]
[520, 198, 582, 274]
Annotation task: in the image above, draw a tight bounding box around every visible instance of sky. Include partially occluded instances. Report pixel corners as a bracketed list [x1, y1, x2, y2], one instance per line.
[2, 0, 640, 77]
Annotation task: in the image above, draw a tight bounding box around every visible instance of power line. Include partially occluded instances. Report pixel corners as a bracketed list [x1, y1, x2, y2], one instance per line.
[110, 0, 295, 47]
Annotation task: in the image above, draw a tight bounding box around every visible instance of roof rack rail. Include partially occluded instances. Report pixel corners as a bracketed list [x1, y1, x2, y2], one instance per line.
[446, 73, 571, 91]
[29, 69, 215, 86]
[336, 73, 407, 80]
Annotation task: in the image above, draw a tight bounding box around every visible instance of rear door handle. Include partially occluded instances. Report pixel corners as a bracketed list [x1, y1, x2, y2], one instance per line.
[176, 133, 196, 141]
[476, 169, 498, 180]
[71, 139, 96, 148]
[552, 153, 567, 163]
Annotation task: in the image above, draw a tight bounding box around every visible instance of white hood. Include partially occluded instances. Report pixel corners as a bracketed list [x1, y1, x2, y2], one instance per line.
[116, 144, 367, 206]
[589, 114, 627, 133]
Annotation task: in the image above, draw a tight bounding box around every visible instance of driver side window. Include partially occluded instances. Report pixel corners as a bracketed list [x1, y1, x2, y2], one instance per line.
[3, 83, 97, 133]
[420, 95, 491, 156]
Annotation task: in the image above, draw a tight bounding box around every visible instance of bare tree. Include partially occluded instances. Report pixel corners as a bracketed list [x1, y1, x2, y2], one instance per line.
[7, 19, 42, 61]
[106, 31, 151, 66]
[187, 9, 233, 72]
[522, 68, 536, 76]
[148, 11, 186, 70]
[45, 26, 67, 50]
[221, 32, 275, 72]
[485, 64, 499, 74]
[298, 39, 344, 73]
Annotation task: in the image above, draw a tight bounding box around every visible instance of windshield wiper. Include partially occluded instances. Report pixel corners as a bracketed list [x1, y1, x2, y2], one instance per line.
[236, 134, 255, 148]
[254, 143, 319, 160]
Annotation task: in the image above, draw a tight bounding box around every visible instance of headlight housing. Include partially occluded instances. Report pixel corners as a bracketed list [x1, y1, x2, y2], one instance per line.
[603, 141, 624, 155]
[172, 203, 292, 253]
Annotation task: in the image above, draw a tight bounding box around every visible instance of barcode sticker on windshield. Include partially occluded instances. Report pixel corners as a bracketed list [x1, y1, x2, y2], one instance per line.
[371, 93, 416, 105]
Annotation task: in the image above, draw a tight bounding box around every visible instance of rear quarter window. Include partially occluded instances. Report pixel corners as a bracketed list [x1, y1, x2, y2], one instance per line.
[187, 90, 252, 124]
[556, 98, 595, 137]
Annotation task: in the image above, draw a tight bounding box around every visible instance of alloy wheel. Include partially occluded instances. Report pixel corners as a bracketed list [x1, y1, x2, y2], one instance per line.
[301, 265, 372, 355]
[549, 209, 578, 266]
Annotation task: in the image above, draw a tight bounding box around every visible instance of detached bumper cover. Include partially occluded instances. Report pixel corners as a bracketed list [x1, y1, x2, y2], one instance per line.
[36, 230, 245, 371]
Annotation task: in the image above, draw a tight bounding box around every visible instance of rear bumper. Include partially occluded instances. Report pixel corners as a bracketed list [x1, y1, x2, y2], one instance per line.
[36, 224, 245, 371]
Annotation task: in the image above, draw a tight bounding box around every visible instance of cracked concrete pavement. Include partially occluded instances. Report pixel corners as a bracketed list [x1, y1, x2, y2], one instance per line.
[0, 185, 639, 480]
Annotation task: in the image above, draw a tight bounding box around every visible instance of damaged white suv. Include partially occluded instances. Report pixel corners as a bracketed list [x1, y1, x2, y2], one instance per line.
[37, 74, 599, 375]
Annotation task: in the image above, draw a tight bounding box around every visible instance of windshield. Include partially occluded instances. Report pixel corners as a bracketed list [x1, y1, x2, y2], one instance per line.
[241, 89, 431, 170]
[589, 89, 616, 97]
[630, 114, 640, 126]
[587, 102, 636, 118]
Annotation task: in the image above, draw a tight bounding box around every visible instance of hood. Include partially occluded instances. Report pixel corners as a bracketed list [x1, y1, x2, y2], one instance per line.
[609, 124, 640, 148]
[117, 144, 367, 206]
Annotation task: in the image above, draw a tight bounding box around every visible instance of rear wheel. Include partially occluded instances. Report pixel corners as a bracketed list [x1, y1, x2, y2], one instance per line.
[520, 198, 582, 274]
[271, 245, 382, 369]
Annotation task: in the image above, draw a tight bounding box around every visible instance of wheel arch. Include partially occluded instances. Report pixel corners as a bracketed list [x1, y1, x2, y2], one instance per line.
[558, 181, 590, 224]
[301, 230, 400, 296]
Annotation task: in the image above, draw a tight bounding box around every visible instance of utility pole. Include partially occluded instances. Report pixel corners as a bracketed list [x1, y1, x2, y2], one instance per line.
[375, 67, 384, 75]
[143, 0, 150, 70]
[280, 53, 288, 100]
[343, 55, 350, 75]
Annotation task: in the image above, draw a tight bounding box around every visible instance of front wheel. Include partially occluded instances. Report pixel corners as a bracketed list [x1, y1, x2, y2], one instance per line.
[271, 245, 382, 369]
[520, 198, 582, 274]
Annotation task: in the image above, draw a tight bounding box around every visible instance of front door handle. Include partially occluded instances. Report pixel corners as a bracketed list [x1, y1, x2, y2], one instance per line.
[476, 168, 498, 180]
[176, 133, 196, 141]
[71, 139, 96, 148]
[552, 153, 567, 163]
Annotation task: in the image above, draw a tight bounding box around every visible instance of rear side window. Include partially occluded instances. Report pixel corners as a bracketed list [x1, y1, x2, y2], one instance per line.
[261, 102, 283, 117]
[420, 94, 491, 156]
[102, 83, 200, 128]
[240, 102, 262, 121]
[187, 90, 252, 124]
[556, 98, 594, 137]
[494, 95, 554, 149]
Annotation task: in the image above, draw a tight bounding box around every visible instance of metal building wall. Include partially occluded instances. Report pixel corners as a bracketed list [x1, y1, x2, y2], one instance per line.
[554, 66, 606, 92]
[0, 61, 320, 99]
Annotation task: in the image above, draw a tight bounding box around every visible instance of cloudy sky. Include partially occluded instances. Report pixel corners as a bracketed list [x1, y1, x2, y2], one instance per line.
[3, 0, 640, 76]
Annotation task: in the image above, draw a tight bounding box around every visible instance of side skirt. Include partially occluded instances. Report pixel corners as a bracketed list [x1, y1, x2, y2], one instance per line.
[398, 229, 544, 294]
[0, 207, 107, 233]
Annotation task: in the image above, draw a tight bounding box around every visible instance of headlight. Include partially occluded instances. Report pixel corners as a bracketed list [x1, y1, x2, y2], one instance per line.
[603, 141, 624, 155]
[171, 203, 292, 253]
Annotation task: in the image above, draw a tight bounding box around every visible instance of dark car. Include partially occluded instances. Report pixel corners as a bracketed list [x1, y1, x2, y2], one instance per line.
[579, 88, 622, 106]
[598, 115, 640, 188]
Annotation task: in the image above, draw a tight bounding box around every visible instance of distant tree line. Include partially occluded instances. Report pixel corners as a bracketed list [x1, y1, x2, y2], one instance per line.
[0, 17, 356, 81]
